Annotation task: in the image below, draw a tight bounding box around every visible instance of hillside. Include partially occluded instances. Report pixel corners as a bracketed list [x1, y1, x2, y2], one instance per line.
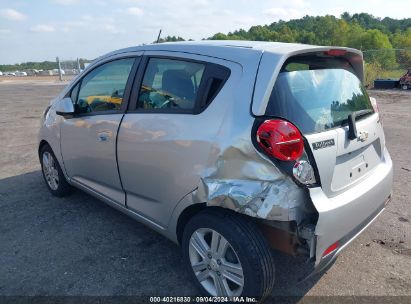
[158, 13, 411, 74]
[2, 12, 410, 73]
[209, 12, 411, 48]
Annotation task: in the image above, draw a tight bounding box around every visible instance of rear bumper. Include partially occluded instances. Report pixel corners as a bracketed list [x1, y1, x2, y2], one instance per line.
[309, 148, 393, 267]
[310, 201, 388, 278]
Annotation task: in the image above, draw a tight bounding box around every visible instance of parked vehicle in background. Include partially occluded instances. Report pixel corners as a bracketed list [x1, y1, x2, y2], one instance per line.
[400, 69, 411, 90]
[38, 70, 53, 76]
[38, 41, 393, 299]
[52, 68, 65, 76]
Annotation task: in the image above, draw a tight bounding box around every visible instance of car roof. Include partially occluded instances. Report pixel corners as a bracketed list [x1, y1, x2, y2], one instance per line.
[102, 40, 362, 64]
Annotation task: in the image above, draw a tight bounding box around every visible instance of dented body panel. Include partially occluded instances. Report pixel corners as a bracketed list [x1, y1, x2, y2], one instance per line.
[195, 177, 307, 222]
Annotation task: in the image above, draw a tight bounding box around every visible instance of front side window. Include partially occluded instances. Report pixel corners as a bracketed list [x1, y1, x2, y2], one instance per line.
[267, 56, 373, 134]
[70, 82, 80, 103]
[138, 58, 206, 111]
[75, 58, 135, 114]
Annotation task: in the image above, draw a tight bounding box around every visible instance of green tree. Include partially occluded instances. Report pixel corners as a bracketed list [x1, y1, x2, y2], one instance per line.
[331, 19, 350, 46]
[248, 25, 272, 41]
[360, 29, 396, 68]
[297, 31, 316, 44]
[277, 25, 295, 42]
[210, 32, 228, 40]
[392, 28, 411, 67]
[156, 35, 185, 43]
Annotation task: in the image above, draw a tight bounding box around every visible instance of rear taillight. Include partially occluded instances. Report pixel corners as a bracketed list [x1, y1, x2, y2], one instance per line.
[322, 241, 339, 257]
[256, 119, 304, 161]
[370, 96, 382, 124]
[293, 160, 316, 185]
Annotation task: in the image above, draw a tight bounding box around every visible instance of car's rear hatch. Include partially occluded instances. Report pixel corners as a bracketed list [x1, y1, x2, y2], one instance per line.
[254, 48, 391, 263]
[263, 50, 385, 196]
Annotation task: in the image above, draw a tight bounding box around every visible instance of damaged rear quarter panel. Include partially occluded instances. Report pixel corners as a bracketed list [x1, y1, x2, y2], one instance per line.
[166, 49, 314, 241]
[191, 98, 310, 224]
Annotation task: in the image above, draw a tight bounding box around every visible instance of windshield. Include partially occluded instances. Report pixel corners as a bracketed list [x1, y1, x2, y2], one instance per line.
[266, 67, 373, 134]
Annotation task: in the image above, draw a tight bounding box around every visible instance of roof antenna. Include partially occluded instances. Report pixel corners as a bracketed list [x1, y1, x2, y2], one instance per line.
[156, 29, 162, 43]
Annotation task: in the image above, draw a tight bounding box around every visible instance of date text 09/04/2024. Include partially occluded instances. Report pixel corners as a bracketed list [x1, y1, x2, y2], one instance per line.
[149, 296, 258, 303]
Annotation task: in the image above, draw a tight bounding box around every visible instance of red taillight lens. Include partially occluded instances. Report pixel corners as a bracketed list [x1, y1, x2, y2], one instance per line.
[322, 241, 339, 257]
[256, 119, 304, 161]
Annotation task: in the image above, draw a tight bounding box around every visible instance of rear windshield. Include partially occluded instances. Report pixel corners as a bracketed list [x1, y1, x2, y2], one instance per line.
[266, 56, 373, 134]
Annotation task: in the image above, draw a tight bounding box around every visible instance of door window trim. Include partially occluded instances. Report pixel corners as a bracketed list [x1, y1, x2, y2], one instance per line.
[65, 56, 141, 117]
[128, 55, 230, 115]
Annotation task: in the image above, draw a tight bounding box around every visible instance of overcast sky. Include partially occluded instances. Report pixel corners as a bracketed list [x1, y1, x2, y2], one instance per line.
[0, 0, 409, 64]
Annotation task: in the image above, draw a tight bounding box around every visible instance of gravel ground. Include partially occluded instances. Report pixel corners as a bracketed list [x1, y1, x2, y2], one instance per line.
[0, 80, 410, 301]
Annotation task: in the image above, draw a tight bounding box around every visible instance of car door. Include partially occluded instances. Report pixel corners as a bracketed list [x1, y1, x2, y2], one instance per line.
[117, 52, 234, 227]
[60, 55, 140, 205]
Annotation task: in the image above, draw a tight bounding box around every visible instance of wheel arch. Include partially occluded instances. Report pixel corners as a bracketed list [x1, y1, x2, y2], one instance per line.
[180, 204, 276, 298]
[38, 140, 50, 159]
[38, 138, 70, 181]
[176, 203, 249, 245]
[176, 203, 206, 245]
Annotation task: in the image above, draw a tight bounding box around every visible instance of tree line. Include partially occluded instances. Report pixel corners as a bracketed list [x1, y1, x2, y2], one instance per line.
[189, 13, 411, 69]
[0, 58, 89, 73]
[210, 13, 410, 47]
[2, 13, 410, 72]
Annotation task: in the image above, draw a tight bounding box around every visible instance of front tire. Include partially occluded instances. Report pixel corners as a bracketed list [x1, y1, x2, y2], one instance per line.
[402, 84, 409, 90]
[40, 145, 72, 197]
[182, 209, 275, 299]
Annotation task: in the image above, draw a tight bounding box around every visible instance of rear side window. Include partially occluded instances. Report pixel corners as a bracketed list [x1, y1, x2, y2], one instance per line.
[138, 58, 206, 111]
[136, 57, 230, 113]
[266, 56, 373, 134]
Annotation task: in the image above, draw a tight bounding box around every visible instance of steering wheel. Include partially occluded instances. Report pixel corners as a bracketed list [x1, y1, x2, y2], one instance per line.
[77, 99, 93, 113]
[112, 89, 124, 98]
[160, 97, 179, 108]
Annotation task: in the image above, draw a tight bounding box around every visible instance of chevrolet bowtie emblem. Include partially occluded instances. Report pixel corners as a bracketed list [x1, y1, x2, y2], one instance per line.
[358, 131, 369, 142]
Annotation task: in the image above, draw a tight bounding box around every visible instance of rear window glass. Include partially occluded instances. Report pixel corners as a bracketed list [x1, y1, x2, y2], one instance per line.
[266, 57, 373, 134]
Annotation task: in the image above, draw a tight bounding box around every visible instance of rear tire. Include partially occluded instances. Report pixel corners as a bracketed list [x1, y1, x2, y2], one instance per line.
[40, 144, 72, 197]
[182, 208, 275, 299]
[402, 84, 408, 90]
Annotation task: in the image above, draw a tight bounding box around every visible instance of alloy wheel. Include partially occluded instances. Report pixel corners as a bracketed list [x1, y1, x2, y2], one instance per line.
[188, 228, 244, 296]
[42, 151, 59, 191]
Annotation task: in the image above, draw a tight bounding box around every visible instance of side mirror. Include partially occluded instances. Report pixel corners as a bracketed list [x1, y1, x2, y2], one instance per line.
[55, 97, 75, 117]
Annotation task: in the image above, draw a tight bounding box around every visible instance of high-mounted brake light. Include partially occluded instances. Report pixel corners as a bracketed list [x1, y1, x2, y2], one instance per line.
[324, 49, 347, 56]
[256, 120, 304, 161]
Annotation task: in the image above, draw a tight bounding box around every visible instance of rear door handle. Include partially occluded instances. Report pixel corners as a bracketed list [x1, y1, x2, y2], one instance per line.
[97, 130, 113, 142]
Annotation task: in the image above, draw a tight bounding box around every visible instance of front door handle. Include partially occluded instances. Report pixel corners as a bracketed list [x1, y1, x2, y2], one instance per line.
[97, 130, 113, 142]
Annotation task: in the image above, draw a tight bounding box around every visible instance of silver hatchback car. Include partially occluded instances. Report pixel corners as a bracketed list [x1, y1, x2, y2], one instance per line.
[38, 41, 393, 298]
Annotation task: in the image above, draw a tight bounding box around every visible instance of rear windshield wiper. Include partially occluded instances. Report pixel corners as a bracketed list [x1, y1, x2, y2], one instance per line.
[347, 109, 374, 140]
